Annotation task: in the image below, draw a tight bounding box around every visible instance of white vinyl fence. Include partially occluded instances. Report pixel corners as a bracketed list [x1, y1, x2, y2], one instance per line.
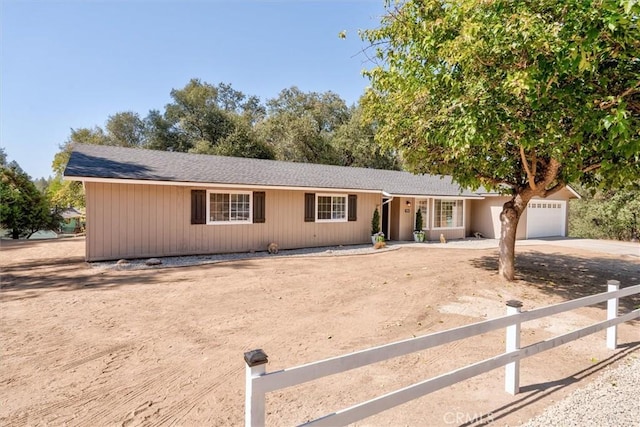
[244, 281, 640, 426]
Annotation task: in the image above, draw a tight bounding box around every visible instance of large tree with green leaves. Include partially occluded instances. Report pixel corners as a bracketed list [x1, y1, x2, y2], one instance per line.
[362, 0, 639, 280]
[333, 104, 401, 169]
[257, 87, 350, 164]
[1, 160, 60, 239]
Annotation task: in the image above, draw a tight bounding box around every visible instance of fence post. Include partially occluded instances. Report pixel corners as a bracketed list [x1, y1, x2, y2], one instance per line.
[505, 300, 523, 395]
[607, 280, 620, 350]
[245, 349, 268, 427]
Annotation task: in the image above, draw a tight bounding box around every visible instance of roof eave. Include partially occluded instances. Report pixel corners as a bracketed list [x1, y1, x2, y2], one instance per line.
[64, 175, 385, 194]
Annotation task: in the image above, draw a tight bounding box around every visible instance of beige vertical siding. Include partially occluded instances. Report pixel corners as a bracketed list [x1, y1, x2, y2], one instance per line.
[469, 197, 526, 239]
[397, 197, 467, 242]
[470, 188, 574, 240]
[389, 197, 415, 241]
[84, 182, 381, 261]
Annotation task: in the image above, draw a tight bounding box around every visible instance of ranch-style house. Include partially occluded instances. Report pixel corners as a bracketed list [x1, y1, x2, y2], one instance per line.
[64, 144, 578, 261]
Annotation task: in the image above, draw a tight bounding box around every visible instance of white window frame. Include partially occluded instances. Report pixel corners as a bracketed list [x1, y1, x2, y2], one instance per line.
[206, 190, 253, 225]
[315, 193, 348, 223]
[415, 199, 430, 230]
[432, 198, 465, 230]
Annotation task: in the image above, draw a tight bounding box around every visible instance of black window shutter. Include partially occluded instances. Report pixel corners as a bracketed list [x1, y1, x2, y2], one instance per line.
[191, 190, 206, 224]
[348, 194, 357, 221]
[253, 191, 266, 223]
[304, 193, 315, 222]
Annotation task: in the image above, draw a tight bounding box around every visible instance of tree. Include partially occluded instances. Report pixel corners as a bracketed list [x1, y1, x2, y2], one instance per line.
[189, 115, 274, 159]
[258, 87, 349, 164]
[1, 161, 60, 239]
[332, 105, 401, 169]
[49, 127, 109, 208]
[142, 109, 188, 152]
[569, 182, 640, 241]
[164, 79, 270, 157]
[362, 0, 640, 280]
[105, 111, 146, 147]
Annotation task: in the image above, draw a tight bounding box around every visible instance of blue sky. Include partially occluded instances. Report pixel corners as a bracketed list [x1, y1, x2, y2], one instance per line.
[1, 0, 386, 178]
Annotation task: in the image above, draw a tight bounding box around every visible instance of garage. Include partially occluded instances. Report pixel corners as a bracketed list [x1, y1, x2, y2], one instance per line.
[526, 200, 567, 238]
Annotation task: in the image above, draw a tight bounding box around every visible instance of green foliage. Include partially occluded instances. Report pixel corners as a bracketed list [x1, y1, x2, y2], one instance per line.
[361, 0, 639, 278]
[257, 86, 349, 164]
[332, 105, 401, 169]
[362, 0, 639, 194]
[1, 161, 61, 239]
[569, 182, 640, 241]
[47, 178, 85, 209]
[105, 112, 145, 147]
[371, 207, 381, 235]
[415, 208, 423, 231]
[189, 117, 274, 160]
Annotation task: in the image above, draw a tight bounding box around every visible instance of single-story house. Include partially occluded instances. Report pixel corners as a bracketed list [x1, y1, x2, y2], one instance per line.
[64, 144, 579, 261]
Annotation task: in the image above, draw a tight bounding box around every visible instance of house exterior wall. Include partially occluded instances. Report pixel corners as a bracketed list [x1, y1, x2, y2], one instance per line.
[469, 188, 574, 239]
[425, 198, 467, 241]
[402, 197, 467, 242]
[85, 182, 380, 261]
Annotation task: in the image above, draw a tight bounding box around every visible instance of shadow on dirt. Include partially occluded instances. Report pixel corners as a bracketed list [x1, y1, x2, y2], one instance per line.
[470, 250, 640, 311]
[0, 258, 163, 295]
[463, 340, 640, 427]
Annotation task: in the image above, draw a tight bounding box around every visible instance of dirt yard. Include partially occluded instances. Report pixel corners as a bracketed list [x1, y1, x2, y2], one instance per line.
[1, 238, 638, 426]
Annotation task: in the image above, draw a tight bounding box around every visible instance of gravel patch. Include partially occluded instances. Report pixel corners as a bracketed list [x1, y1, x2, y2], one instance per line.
[90, 243, 399, 270]
[520, 353, 640, 427]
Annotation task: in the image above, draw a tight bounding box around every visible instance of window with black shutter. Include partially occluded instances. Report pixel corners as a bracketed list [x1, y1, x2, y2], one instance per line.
[348, 194, 357, 221]
[304, 193, 315, 222]
[253, 191, 265, 223]
[191, 190, 206, 224]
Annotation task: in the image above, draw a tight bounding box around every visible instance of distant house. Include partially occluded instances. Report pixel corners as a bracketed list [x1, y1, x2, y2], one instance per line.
[64, 144, 578, 261]
[58, 207, 85, 234]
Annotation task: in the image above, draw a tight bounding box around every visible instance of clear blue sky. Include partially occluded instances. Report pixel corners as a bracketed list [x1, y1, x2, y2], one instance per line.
[1, 0, 386, 179]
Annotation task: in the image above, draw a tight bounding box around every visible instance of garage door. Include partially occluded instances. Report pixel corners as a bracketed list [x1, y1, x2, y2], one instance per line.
[526, 200, 566, 238]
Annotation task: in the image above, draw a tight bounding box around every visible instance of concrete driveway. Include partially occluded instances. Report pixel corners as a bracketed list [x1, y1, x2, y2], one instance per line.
[530, 237, 640, 258]
[410, 237, 640, 258]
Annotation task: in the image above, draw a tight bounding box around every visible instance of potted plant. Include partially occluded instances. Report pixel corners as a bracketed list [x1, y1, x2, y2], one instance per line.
[413, 208, 425, 242]
[371, 208, 384, 244]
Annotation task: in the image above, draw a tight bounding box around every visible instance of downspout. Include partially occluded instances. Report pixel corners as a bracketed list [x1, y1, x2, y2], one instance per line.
[382, 191, 393, 205]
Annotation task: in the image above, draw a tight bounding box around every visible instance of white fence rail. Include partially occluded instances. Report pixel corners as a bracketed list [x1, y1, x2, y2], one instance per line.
[244, 281, 640, 426]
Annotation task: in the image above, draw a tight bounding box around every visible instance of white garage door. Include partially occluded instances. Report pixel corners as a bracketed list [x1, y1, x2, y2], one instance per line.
[526, 200, 566, 238]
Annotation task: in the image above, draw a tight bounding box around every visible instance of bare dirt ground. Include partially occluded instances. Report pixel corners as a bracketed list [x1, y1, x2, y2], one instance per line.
[1, 237, 638, 427]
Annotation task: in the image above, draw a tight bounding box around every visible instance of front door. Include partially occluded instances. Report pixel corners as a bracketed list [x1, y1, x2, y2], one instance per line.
[382, 199, 390, 240]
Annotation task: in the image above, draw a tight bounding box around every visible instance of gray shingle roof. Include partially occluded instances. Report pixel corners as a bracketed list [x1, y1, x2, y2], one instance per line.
[64, 144, 481, 197]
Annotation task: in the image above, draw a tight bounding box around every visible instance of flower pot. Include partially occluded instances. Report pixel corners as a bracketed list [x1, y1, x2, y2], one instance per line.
[413, 232, 425, 243]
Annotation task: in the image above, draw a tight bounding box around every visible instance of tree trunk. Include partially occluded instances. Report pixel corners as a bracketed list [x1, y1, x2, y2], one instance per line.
[498, 195, 528, 281]
[11, 229, 19, 239]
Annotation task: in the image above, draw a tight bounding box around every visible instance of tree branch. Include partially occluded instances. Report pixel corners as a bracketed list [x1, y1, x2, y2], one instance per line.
[519, 145, 537, 191]
[582, 163, 601, 173]
[597, 82, 640, 110]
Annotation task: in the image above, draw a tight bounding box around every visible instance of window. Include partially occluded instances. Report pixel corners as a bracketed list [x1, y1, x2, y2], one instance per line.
[434, 199, 464, 228]
[207, 191, 252, 224]
[316, 194, 347, 222]
[416, 199, 429, 230]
